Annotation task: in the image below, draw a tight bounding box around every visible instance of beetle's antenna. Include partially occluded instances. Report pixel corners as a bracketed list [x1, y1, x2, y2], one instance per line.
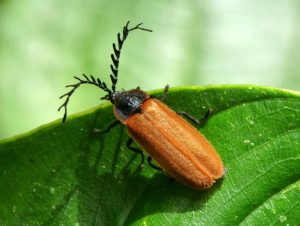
[110, 21, 152, 93]
[58, 74, 112, 122]
[58, 22, 152, 123]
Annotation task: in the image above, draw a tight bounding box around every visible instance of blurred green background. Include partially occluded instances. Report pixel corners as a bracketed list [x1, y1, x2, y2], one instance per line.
[1, 0, 300, 139]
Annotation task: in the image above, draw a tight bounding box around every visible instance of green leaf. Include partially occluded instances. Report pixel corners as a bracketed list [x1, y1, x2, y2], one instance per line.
[0, 85, 299, 226]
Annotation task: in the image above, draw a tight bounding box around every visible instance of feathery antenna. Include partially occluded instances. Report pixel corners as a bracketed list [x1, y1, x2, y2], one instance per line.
[58, 74, 111, 122]
[110, 21, 152, 92]
[58, 21, 152, 123]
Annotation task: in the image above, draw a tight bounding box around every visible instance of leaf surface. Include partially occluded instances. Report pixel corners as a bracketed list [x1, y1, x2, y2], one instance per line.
[0, 85, 299, 226]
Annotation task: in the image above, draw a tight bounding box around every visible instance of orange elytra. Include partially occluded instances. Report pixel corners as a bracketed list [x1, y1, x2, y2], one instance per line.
[58, 21, 224, 190]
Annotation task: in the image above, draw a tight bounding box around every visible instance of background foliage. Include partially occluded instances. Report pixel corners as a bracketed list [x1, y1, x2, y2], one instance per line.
[1, 0, 300, 139]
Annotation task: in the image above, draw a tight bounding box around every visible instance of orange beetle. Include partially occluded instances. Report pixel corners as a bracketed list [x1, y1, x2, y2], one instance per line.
[59, 21, 224, 189]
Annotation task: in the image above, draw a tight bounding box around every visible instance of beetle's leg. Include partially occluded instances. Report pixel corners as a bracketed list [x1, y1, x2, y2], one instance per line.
[147, 156, 162, 171]
[160, 84, 169, 102]
[150, 84, 169, 102]
[126, 138, 144, 166]
[177, 108, 212, 127]
[93, 120, 120, 134]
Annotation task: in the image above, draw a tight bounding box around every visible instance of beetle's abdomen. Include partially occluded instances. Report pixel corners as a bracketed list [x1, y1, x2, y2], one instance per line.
[126, 99, 224, 190]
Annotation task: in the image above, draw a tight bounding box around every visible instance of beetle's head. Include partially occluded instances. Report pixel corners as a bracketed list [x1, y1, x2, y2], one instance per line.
[113, 89, 149, 122]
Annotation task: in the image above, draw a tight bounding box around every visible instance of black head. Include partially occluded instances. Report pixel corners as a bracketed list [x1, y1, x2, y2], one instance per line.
[58, 21, 152, 122]
[113, 89, 149, 122]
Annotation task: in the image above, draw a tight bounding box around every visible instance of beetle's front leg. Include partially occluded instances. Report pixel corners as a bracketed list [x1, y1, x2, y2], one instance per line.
[93, 120, 120, 135]
[150, 84, 169, 102]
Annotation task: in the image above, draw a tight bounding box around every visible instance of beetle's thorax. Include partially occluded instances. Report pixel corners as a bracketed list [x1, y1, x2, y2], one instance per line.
[113, 89, 149, 123]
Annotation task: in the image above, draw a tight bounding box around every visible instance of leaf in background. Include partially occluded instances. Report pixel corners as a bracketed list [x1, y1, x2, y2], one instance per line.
[0, 85, 299, 226]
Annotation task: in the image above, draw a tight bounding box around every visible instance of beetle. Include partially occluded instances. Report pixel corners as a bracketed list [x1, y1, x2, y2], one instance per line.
[58, 21, 224, 190]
